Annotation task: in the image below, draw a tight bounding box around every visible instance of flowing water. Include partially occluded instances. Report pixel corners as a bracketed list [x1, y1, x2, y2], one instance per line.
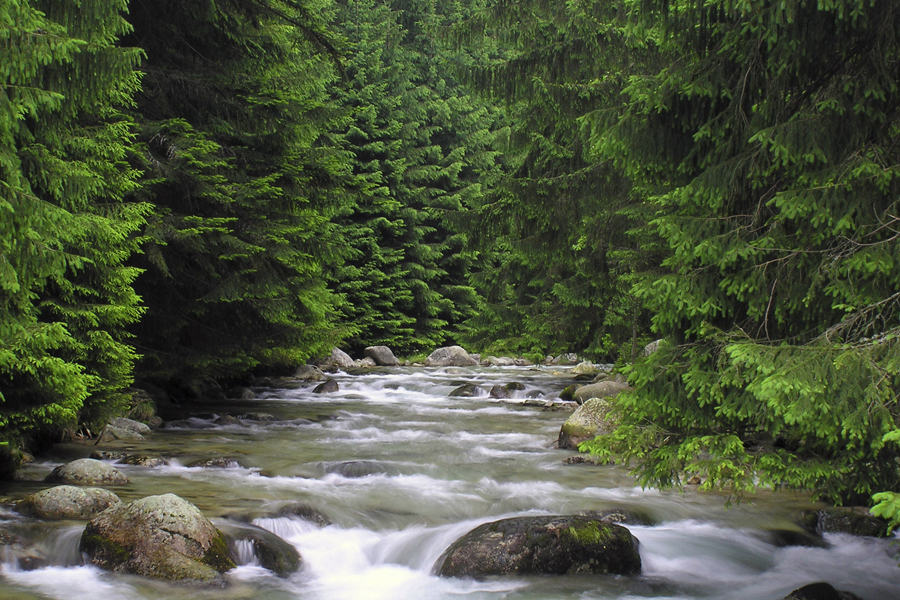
[1, 366, 898, 599]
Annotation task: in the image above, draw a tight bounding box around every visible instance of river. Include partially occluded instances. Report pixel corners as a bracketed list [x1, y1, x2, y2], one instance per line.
[1, 365, 898, 599]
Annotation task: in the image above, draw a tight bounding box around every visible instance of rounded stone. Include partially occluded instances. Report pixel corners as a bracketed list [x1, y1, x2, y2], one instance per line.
[45, 458, 129, 486]
[80, 493, 235, 582]
[16, 485, 121, 520]
[437, 515, 641, 577]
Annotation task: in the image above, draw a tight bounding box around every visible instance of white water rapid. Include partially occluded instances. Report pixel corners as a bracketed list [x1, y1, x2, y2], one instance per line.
[1, 365, 898, 599]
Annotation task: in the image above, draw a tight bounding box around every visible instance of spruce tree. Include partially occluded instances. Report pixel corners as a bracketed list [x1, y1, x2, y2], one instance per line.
[580, 0, 900, 506]
[0, 0, 145, 457]
[329, 0, 500, 355]
[124, 0, 354, 383]
[457, 0, 657, 360]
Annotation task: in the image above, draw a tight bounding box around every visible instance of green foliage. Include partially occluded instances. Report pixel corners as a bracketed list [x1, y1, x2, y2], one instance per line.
[578, 0, 900, 505]
[456, 0, 660, 361]
[0, 0, 146, 443]
[328, 0, 501, 355]
[124, 0, 354, 380]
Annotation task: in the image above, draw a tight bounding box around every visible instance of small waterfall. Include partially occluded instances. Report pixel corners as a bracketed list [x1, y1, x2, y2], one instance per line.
[231, 539, 260, 566]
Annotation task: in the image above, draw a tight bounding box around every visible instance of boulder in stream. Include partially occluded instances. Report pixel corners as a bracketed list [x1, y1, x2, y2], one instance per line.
[364, 345, 400, 366]
[80, 493, 235, 582]
[798, 507, 890, 538]
[16, 485, 121, 520]
[0, 529, 47, 571]
[558, 397, 618, 450]
[45, 458, 129, 486]
[216, 520, 300, 577]
[571, 380, 630, 404]
[425, 346, 478, 367]
[276, 502, 333, 527]
[436, 515, 641, 577]
[783, 582, 863, 600]
[313, 378, 339, 393]
[108, 417, 152, 435]
[449, 384, 484, 397]
[189, 457, 242, 469]
[95, 424, 144, 443]
[489, 385, 511, 399]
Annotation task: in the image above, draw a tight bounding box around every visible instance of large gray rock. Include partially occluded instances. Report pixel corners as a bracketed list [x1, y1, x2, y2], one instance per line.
[294, 364, 326, 382]
[95, 424, 144, 443]
[316, 348, 355, 371]
[108, 417, 151, 435]
[80, 493, 235, 582]
[45, 458, 129, 486]
[364, 346, 400, 366]
[572, 361, 600, 376]
[559, 397, 618, 450]
[572, 380, 630, 404]
[16, 485, 121, 520]
[482, 356, 515, 367]
[425, 346, 477, 367]
[642, 339, 663, 356]
[216, 520, 300, 577]
[437, 515, 641, 577]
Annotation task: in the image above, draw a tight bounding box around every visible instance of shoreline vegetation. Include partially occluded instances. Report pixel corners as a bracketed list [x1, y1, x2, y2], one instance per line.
[3, 0, 899, 537]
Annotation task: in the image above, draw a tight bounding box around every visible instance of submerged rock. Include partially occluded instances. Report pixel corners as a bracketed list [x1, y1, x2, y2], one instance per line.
[783, 582, 863, 600]
[437, 515, 641, 577]
[0, 529, 47, 570]
[217, 519, 301, 577]
[276, 503, 332, 527]
[16, 485, 120, 520]
[364, 345, 400, 366]
[45, 459, 129, 486]
[80, 493, 234, 582]
[558, 397, 618, 450]
[425, 346, 478, 367]
[189, 458, 242, 469]
[449, 384, 484, 397]
[120, 455, 168, 468]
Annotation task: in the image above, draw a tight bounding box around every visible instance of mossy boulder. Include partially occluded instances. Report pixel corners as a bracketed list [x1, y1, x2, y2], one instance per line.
[45, 458, 129, 486]
[16, 485, 120, 520]
[436, 515, 641, 577]
[80, 493, 235, 582]
[571, 381, 629, 404]
[558, 398, 619, 450]
[799, 507, 890, 537]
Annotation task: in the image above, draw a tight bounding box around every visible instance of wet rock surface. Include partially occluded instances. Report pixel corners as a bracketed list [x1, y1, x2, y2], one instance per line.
[45, 458, 129, 486]
[437, 515, 641, 577]
[80, 493, 234, 582]
[16, 485, 120, 520]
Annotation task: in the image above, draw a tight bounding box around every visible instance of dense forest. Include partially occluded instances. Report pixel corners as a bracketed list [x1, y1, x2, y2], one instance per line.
[2, 0, 898, 527]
